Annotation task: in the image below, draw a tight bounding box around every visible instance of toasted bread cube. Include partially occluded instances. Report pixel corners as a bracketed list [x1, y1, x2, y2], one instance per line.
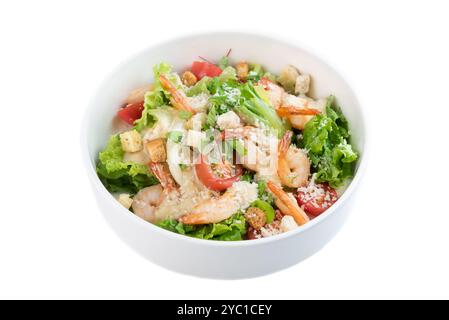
[145, 138, 166, 162]
[295, 74, 311, 95]
[181, 71, 197, 86]
[278, 65, 300, 93]
[118, 193, 133, 209]
[236, 62, 249, 81]
[120, 130, 142, 153]
[245, 207, 267, 230]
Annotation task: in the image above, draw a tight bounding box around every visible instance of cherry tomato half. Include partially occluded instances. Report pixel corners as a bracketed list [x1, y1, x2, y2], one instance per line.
[297, 183, 338, 217]
[191, 61, 222, 80]
[117, 101, 144, 125]
[195, 155, 242, 191]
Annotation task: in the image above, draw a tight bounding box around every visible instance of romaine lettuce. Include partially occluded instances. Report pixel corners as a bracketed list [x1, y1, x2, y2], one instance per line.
[187, 76, 212, 97]
[235, 82, 288, 137]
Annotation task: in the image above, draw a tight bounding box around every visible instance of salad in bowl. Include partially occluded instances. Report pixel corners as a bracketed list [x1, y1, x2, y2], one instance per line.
[96, 52, 358, 242]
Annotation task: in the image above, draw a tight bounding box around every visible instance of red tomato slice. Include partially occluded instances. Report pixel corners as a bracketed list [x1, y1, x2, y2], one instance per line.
[297, 183, 338, 217]
[191, 61, 222, 79]
[195, 155, 242, 191]
[117, 101, 144, 125]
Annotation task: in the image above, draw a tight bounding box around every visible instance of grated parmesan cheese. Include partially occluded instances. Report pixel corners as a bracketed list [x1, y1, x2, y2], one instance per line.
[298, 174, 325, 203]
[227, 181, 258, 211]
[297, 173, 338, 208]
[260, 224, 282, 238]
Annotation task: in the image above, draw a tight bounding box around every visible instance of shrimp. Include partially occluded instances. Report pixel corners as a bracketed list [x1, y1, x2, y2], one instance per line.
[267, 181, 309, 226]
[132, 184, 164, 223]
[178, 192, 239, 225]
[277, 131, 310, 188]
[258, 78, 285, 109]
[154, 167, 217, 221]
[159, 74, 196, 114]
[179, 181, 257, 224]
[132, 162, 178, 222]
[148, 162, 177, 192]
[281, 94, 326, 130]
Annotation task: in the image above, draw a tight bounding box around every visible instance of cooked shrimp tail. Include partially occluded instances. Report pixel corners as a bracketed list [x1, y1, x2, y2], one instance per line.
[277, 105, 321, 116]
[267, 181, 309, 226]
[279, 130, 293, 155]
[159, 74, 196, 114]
[148, 162, 177, 191]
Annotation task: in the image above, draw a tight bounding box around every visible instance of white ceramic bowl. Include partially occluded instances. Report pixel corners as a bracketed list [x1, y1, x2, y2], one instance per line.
[82, 32, 367, 279]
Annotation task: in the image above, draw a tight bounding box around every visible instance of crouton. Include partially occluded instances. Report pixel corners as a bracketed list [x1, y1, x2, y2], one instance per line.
[245, 207, 267, 230]
[236, 62, 249, 81]
[119, 130, 143, 153]
[181, 71, 197, 87]
[277, 65, 300, 93]
[145, 138, 166, 162]
[117, 193, 133, 209]
[295, 74, 311, 95]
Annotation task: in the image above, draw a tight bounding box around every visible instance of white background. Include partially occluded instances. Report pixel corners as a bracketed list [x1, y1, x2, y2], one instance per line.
[1, 0, 448, 299]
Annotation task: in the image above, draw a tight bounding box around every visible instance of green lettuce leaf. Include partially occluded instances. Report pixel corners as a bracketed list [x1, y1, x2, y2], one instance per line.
[257, 180, 274, 205]
[240, 171, 255, 182]
[219, 66, 237, 82]
[301, 96, 358, 187]
[96, 135, 157, 194]
[187, 67, 237, 98]
[187, 76, 212, 97]
[134, 63, 173, 131]
[235, 82, 288, 137]
[157, 212, 247, 241]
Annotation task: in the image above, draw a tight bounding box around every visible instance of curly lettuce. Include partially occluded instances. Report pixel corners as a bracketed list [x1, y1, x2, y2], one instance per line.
[157, 212, 247, 241]
[96, 135, 157, 194]
[134, 63, 173, 132]
[301, 96, 358, 187]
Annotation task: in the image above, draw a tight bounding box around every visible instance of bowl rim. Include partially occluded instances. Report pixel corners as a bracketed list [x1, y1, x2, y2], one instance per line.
[81, 30, 368, 248]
